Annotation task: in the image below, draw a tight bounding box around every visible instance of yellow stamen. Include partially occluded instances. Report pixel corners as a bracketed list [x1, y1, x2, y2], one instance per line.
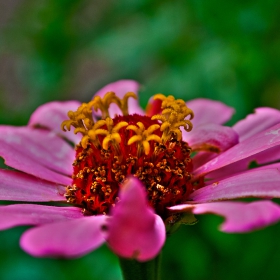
[61, 91, 137, 148]
[152, 94, 194, 142]
[61, 103, 95, 134]
[90, 117, 128, 151]
[127, 122, 161, 155]
[88, 92, 121, 119]
[120, 92, 137, 115]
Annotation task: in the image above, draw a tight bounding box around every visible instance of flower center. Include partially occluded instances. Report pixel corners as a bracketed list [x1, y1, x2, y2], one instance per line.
[62, 92, 196, 218]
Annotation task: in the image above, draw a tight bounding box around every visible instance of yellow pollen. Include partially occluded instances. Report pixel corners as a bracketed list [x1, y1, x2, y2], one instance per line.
[61, 92, 194, 152]
[89, 92, 120, 119]
[61, 91, 137, 147]
[91, 117, 128, 150]
[61, 103, 95, 134]
[152, 94, 194, 142]
[88, 91, 137, 118]
[127, 122, 161, 155]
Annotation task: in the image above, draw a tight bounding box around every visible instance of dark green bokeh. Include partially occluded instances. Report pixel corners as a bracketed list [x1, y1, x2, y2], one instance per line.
[0, 1, 280, 279]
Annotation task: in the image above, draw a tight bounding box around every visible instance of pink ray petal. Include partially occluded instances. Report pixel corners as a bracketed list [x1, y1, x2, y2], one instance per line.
[189, 168, 280, 203]
[169, 201, 280, 233]
[0, 126, 74, 175]
[0, 126, 73, 185]
[185, 123, 238, 152]
[0, 204, 83, 230]
[0, 169, 66, 202]
[192, 151, 217, 170]
[28, 101, 82, 144]
[93, 80, 145, 117]
[193, 123, 280, 178]
[206, 145, 280, 180]
[251, 145, 280, 165]
[186, 98, 235, 127]
[233, 108, 280, 142]
[20, 215, 107, 258]
[107, 177, 166, 261]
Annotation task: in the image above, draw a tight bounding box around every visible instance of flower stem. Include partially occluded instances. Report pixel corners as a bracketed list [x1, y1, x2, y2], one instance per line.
[119, 253, 162, 280]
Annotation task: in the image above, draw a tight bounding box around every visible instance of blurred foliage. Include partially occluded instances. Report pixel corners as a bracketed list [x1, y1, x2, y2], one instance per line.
[0, 0, 280, 279]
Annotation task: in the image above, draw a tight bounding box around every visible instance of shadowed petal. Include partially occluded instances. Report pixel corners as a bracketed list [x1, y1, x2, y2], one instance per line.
[0, 169, 66, 202]
[186, 98, 235, 127]
[194, 123, 280, 178]
[20, 215, 107, 258]
[107, 177, 166, 261]
[233, 108, 280, 142]
[170, 201, 280, 233]
[185, 123, 238, 152]
[0, 204, 83, 230]
[93, 80, 145, 116]
[190, 168, 280, 203]
[28, 101, 82, 144]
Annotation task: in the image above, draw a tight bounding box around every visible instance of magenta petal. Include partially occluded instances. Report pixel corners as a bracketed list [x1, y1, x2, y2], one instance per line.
[185, 123, 238, 152]
[0, 204, 83, 230]
[20, 215, 107, 258]
[28, 101, 82, 144]
[0, 126, 73, 185]
[170, 201, 280, 233]
[93, 80, 145, 117]
[194, 123, 280, 178]
[246, 145, 280, 166]
[233, 107, 280, 142]
[186, 98, 235, 127]
[206, 145, 280, 180]
[0, 169, 66, 201]
[190, 168, 280, 203]
[107, 177, 165, 261]
[0, 126, 74, 176]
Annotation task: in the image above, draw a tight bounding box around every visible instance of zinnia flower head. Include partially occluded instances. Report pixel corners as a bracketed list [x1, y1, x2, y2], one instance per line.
[61, 90, 195, 218]
[1, 80, 280, 261]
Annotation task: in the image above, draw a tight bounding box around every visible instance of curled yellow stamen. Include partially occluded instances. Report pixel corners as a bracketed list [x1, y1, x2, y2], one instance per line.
[61, 103, 95, 134]
[61, 91, 137, 147]
[88, 92, 121, 119]
[152, 94, 194, 142]
[120, 92, 137, 115]
[88, 91, 137, 118]
[90, 118, 128, 151]
[127, 122, 161, 155]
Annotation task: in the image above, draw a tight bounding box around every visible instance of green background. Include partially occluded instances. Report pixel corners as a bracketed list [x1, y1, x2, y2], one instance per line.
[1, 0, 280, 279]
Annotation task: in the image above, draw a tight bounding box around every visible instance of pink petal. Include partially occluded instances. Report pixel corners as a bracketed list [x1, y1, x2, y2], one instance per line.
[252, 146, 280, 165]
[190, 167, 280, 203]
[170, 201, 280, 233]
[185, 123, 238, 152]
[193, 123, 280, 178]
[0, 169, 66, 202]
[0, 204, 83, 230]
[28, 101, 82, 144]
[233, 108, 280, 142]
[192, 151, 217, 170]
[186, 98, 235, 127]
[107, 177, 166, 261]
[0, 126, 73, 185]
[93, 80, 145, 117]
[0, 126, 74, 175]
[206, 146, 280, 180]
[20, 215, 107, 258]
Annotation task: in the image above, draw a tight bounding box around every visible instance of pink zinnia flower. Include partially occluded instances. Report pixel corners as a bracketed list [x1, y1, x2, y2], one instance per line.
[1, 80, 280, 261]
